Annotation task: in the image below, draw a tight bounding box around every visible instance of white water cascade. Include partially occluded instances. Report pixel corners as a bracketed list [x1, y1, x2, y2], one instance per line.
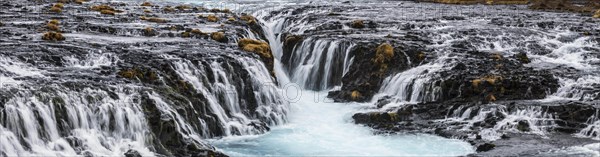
[209, 4, 476, 156]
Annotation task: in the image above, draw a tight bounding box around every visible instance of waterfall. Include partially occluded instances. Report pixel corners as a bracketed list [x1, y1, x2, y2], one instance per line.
[577, 110, 600, 140]
[0, 86, 155, 156]
[285, 38, 355, 90]
[0, 45, 288, 156]
[256, 9, 355, 90]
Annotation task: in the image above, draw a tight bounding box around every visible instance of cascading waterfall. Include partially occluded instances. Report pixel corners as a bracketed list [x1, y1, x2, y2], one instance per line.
[0, 86, 155, 156]
[163, 54, 288, 137]
[286, 38, 355, 90]
[257, 9, 355, 90]
[0, 49, 289, 156]
[578, 110, 600, 140]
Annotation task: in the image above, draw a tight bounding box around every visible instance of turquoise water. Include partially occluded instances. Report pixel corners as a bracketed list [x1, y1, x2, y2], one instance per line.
[210, 91, 475, 156]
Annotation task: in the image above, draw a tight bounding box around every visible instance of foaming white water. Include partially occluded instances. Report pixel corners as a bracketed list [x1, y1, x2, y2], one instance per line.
[442, 105, 558, 141]
[0, 86, 155, 156]
[547, 76, 600, 101]
[577, 110, 600, 140]
[63, 52, 118, 69]
[167, 54, 288, 136]
[539, 143, 600, 156]
[211, 91, 475, 156]
[376, 62, 444, 103]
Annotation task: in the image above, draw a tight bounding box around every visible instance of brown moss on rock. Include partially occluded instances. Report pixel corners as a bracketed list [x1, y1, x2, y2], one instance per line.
[190, 29, 203, 35]
[91, 4, 123, 15]
[175, 5, 191, 10]
[373, 43, 394, 66]
[595, 9, 600, 18]
[238, 38, 275, 77]
[100, 10, 116, 15]
[350, 20, 365, 28]
[54, 3, 64, 9]
[210, 8, 231, 13]
[141, 2, 153, 7]
[181, 32, 191, 38]
[118, 68, 158, 81]
[142, 27, 157, 36]
[163, 6, 175, 12]
[42, 32, 65, 41]
[227, 17, 236, 22]
[47, 23, 60, 31]
[239, 15, 257, 25]
[74, 0, 88, 4]
[351, 90, 362, 100]
[211, 32, 227, 42]
[50, 6, 62, 13]
[207, 15, 219, 22]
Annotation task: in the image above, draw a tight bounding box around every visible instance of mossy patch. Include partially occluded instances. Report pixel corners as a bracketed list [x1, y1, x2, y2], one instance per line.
[207, 15, 219, 22]
[190, 29, 203, 35]
[74, 0, 88, 4]
[594, 9, 600, 18]
[211, 32, 227, 42]
[47, 23, 60, 31]
[175, 5, 191, 10]
[181, 32, 191, 38]
[351, 90, 361, 100]
[240, 15, 256, 25]
[350, 20, 365, 28]
[118, 68, 158, 81]
[54, 3, 64, 9]
[373, 43, 394, 65]
[50, 4, 63, 13]
[472, 75, 502, 88]
[237, 38, 275, 76]
[91, 4, 123, 15]
[417, 51, 426, 61]
[141, 2, 153, 7]
[238, 38, 272, 59]
[42, 32, 65, 41]
[227, 17, 236, 22]
[490, 53, 502, 60]
[210, 8, 231, 13]
[163, 6, 175, 12]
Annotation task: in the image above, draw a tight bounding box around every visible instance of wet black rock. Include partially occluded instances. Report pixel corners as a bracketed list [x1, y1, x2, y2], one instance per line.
[124, 150, 141, 157]
[476, 143, 495, 152]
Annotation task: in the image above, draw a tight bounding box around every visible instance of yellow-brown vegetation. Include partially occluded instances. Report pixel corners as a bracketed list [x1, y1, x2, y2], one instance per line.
[207, 15, 219, 22]
[350, 20, 364, 28]
[211, 32, 226, 42]
[351, 90, 361, 100]
[42, 32, 65, 41]
[141, 2, 153, 7]
[238, 38, 273, 59]
[373, 43, 394, 65]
